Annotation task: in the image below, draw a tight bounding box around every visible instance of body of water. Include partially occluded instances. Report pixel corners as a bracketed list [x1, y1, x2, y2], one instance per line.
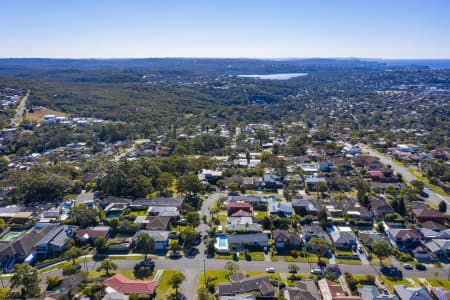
[237, 73, 308, 80]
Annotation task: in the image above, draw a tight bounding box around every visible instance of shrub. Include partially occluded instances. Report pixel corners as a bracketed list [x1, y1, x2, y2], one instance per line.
[290, 250, 298, 258]
[133, 260, 155, 279]
[62, 264, 81, 275]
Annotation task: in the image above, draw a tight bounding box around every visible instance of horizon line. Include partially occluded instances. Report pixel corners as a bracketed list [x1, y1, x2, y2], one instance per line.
[1, 56, 450, 60]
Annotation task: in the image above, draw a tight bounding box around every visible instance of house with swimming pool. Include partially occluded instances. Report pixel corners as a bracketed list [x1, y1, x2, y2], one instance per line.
[215, 233, 269, 253]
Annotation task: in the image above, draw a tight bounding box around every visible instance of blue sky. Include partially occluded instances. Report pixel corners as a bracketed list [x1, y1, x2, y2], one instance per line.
[1, 0, 449, 58]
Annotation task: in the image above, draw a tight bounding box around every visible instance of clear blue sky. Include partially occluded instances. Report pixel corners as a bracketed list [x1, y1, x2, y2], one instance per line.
[1, 0, 449, 58]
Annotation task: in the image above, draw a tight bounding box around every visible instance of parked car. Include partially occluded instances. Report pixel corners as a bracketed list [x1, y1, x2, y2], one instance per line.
[381, 266, 402, 278]
[311, 268, 323, 275]
[169, 252, 182, 259]
[403, 264, 413, 270]
[415, 263, 426, 271]
[265, 267, 275, 273]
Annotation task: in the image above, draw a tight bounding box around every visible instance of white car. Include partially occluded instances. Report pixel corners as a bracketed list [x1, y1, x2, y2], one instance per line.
[311, 268, 323, 275]
[265, 267, 275, 273]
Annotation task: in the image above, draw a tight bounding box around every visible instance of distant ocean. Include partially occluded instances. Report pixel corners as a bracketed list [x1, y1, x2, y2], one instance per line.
[377, 59, 450, 70]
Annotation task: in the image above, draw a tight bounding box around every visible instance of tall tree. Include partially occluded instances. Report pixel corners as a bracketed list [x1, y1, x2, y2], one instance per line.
[10, 264, 40, 298]
[308, 237, 331, 258]
[64, 246, 86, 265]
[177, 174, 203, 195]
[169, 272, 186, 298]
[372, 240, 391, 265]
[96, 259, 117, 276]
[134, 232, 155, 260]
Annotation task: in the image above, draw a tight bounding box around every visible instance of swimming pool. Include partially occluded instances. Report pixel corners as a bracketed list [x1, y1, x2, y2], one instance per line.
[0, 231, 23, 241]
[215, 235, 229, 253]
[106, 212, 121, 220]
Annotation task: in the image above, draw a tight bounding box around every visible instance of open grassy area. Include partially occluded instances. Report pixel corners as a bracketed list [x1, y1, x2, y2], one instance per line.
[246, 271, 282, 282]
[214, 253, 233, 260]
[409, 169, 450, 196]
[371, 257, 393, 266]
[379, 276, 412, 293]
[286, 274, 316, 287]
[427, 278, 450, 289]
[87, 269, 144, 280]
[197, 270, 231, 290]
[254, 211, 268, 221]
[155, 270, 181, 300]
[217, 214, 227, 222]
[239, 251, 265, 261]
[0, 288, 10, 299]
[25, 108, 66, 122]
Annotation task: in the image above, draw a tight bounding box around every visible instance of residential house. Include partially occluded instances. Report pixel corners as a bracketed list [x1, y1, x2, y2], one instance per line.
[147, 206, 179, 221]
[75, 226, 110, 244]
[301, 225, 331, 243]
[103, 274, 157, 296]
[225, 217, 262, 233]
[425, 239, 450, 257]
[351, 156, 383, 170]
[359, 232, 386, 250]
[268, 198, 293, 217]
[318, 278, 362, 300]
[263, 174, 283, 189]
[292, 198, 318, 216]
[393, 285, 433, 300]
[227, 233, 268, 249]
[218, 276, 275, 297]
[198, 169, 223, 184]
[34, 225, 73, 258]
[330, 229, 357, 250]
[241, 176, 263, 190]
[283, 175, 304, 190]
[412, 209, 445, 224]
[133, 230, 169, 250]
[283, 279, 321, 300]
[219, 294, 256, 300]
[431, 287, 450, 300]
[0, 226, 54, 271]
[358, 285, 398, 300]
[305, 176, 327, 190]
[272, 230, 301, 249]
[370, 197, 395, 218]
[143, 197, 184, 210]
[134, 216, 171, 231]
[226, 202, 253, 217]
[412, 245, 429, 262]
[420, 228, 450, 241]
[228, 195, 265, 206]
[388, 229, 422, 251]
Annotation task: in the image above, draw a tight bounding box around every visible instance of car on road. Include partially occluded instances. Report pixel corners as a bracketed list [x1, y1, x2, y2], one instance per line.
[169, 252, 182, 259]
[265, 267, 275, 273]
[415, 263, 426, 271]
[403, 264, 413, 270]
[311, 268, 323, 275]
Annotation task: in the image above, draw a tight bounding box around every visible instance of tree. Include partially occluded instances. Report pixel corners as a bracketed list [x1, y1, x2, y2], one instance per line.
[133, 259, 155, 279]
[308, 237, 331, 258]
[134, 232, 155, 260]
[96, 259, 117, 276]
[181, 227, 198, 250]
[225, 261, 239, 274]
[156, 172, 175, 193]
[372, 240, 391, 265]
[186, 211, 201, 227]
[87, 283, 106, 300]
[10, 263, 40, 298]
[69, 204, 99, 228]
[46, 275, 62, 290]
[95, 237, 108, 254]
[65, 246, 86, 265]
[398, 198, 406, 215]
[177, 174, 203, 195]
[318, 209, 328, 229]
[169, 272, 186, 297]
[439, 200, 447, 213]
[410, 180, 425, 192]
[288, 264, 299, 274]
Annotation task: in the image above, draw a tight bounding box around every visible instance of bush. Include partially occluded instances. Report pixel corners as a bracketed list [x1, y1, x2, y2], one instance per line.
[46, 276, 62, 290]
[290, 250, 298, 258]
[62, 264, 81, 275]
[133, 260, 155, 279]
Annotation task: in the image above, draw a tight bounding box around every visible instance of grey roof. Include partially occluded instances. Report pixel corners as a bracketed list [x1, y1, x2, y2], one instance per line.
[103, 292, 129, 300]
[295, 279, 321, 300]
[226, 217, 262, 232]
[393, 285, 433, 300]
[359, 285, 398, 300]
[268, 198, 293, 214]
[144, 197, 184, 208]
[425, 239, 450, 253]
[301, 225, 331, 242]
[227, 233, 268, 245]
[228, 195, 264, 204]
[218, 276, 275, 296]
[36, 225, 70, 248]
[148, 206, 179, 217]
[292, 198, 318, 211]
[305, 177, 326, 183]
[134, 230, 169, 242]
[331, 230, 357, 244]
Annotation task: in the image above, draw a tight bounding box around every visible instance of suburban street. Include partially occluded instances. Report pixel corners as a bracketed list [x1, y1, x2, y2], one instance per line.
[10, 91, 29, 127]
[361, 145, 450, 212]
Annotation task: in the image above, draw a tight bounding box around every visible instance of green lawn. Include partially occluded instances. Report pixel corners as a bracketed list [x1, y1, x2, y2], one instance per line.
[335, 258, 362, 265]
[270, 254, 279, 262]
[286, 274, 315, 287]
[427, 278, 450, 289]
[197, 270, 231, 289]
[379, 276, 412, 293]
[408, 169, 449, 196]
[246, 271, 282, 282]
[156, 270, 182, 300]
[371, 257, 393, 266]
[217, 214, 227, 222]
[130, 210, 148, 217]
[239, 251, 265, 261]
[214, 253, 233, 260]
[87, 269, 150, 280]
[335, 250, 354, 256]
[283, 254, 329, 263]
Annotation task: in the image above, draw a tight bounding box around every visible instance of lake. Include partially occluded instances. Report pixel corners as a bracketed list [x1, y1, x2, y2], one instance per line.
[237, 73, 308, 80]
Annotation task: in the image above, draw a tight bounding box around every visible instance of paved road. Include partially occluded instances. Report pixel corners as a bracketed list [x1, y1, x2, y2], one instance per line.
[10, 91, 29, 127]
[361, 145, 450, 212]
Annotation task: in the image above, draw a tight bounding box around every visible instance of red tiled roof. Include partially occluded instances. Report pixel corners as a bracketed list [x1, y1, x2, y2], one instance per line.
[230, 209, 253, 217]
[226, 202, 252, 208]
[75, 228, 109, 239]
[412, 209, 444, 218]
[103, 274, 157, 295]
